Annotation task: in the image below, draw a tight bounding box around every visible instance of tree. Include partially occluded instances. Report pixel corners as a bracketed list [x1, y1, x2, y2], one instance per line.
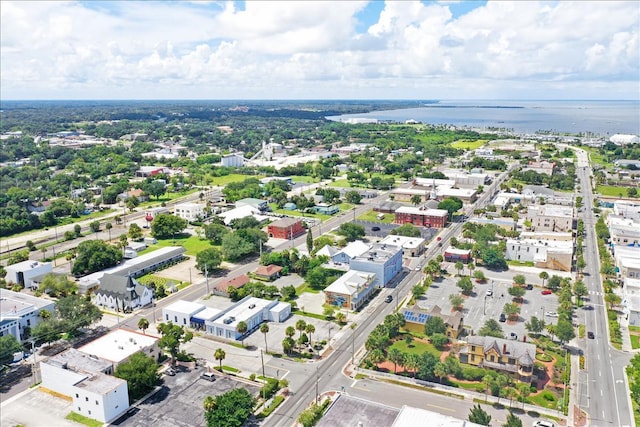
[495, 374, 509, 404]
[344, 190, 362, 204]
[438, 197, 463, 221]
[157, 322, 193, 365]
[605, 292, 621, 309]
[89, 221, 101, 235]
[74, 224, 82, 237]
[230, 216, 261, 230]
[336, 311, 347, 324]
[468, 404, 492, 426]
[204, 223, 229, 245]
[305, 323, 315, 347]
[119, 234, 129, 252]
[457, 276, 474, 295]
[480, 246, 507, 270]
[431, 333, 449, 350]
[56, 295, 102, 333]
[391, 223, 421, 237]
[539, 271, 549, 286]
[473, 270, 487, 282]
[237, 321, 248, 346]
[513, 274, 526, 286]
[502, 412, 523, 427]
[306, 229, 313, 254]
[574, 280, 588, 300]
[628, 187, 638, 198]
[482, 375, 494, 403]
[555, 318, 576, 343]
[508, 286, 526, 302]
[204, 388, 256, 427]
[434, 361, 448, 383]
[410, 194, 423, 206]
[306, 266, 328, 289]
[449, 294, 464, 311]
[503, 302, 520, 321]
[138, 318, 150, 335]
[214, 348, 226, 369]
[196, 248, 222, 274]
[337, 222, 365, 242]
[128, 223, 143, 241]
[146, 181, 166, 200]
[115, 351, 160, 402]
[72, 240, 122, 276]
[524, 316, 545, 336]
[0, 335, 23, 365]
[260, 323, 270, 353]
[548, 275, 562, 291]
[479, 319, 504, 338]
[203, 396, 216, 413]
[387, 348, 405, 373]
[455, 261, 464, 276]
[518, 382, 531, 408]
[38, 273, 77, 297]
[105, 222, 113, 241]
[295, 319, 307, 341]
[151, 213, 187, 239]
[282, 337, 295, 355]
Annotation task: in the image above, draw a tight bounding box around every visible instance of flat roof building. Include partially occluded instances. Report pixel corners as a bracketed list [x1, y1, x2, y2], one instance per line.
[4, 260, 53, 290]
[526, 204, 574, 232]
[162, 300, 205, 328]
[0, 288, 55, 342]
[506, 238, 574, 272]
[77, 328, 160, 366]
[394, 206, 448, 228]
[379, 235, 426, 257]
[350, 243, 403, 288]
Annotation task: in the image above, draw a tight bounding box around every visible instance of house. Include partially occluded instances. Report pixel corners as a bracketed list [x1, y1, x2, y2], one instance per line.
[443, 247, 472, 263]
[173, 202, 206, 221]
[40, 348, 129, 423]
[331, 240, 370, 265]
[162, 300, 206, 328]
[402, 304, 464, 339]
[394, 207, 448, 228]
[4, 260, 53, 290]
[506, 238, 574, 272]
[221, 153, 245, 168]
[379, 235, 426, 257]
[283, 202, 297, 210]
[324, 270, 377, 311]
[123, 241, 147, 259]
[253, 265, 283, 281]
[525, 204, 574, 232]
[459, 336, 536, 382]
[213, 274, 250, 297]
[77, 329, 160, 366]
[267, 217, 305, 239]
[205, 296, 291, 341]
[0, 288, 55, 342]
[27, 200, 51, 214]
[350, 243, 403, 288]
[117, 188, 148, 202]
[312, 204, 340, 215]
[235, 197, 268, 211]
[93, 274, 153, 312]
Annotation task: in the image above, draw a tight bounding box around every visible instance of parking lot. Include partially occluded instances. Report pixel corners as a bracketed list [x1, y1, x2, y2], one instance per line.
[111, 367, 259, 427]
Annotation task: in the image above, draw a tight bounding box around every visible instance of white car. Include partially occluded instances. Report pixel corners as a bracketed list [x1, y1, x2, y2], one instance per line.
[486, 289, 493, 297]
[533, 421, 555, 427]
[546, 311, 559, 318]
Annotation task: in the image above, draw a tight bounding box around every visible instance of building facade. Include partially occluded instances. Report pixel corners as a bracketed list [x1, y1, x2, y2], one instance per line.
[267, 217, 305, 239]
[402, 304, 464, 339]
[0, 288, 55, 342]
[526, 204, 574, 232]
[173, 202, 206, 221]
[394, 207, 448, 228]
[4, 261, 53, 290]
[459, 336, 536, 382]
[94, 274, 153, 312]
[324, 270, 377, 311]
[349, 243, 403, 288]
[506, 238, 574, 272]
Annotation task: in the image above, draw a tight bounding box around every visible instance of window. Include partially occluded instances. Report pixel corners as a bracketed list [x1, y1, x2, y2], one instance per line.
[78, 407, 81, 411]
[88, 410, 91, 415]
[471, 346, 476, 352]
[174, 316, 177, 322]
[183, 318, 186, 325]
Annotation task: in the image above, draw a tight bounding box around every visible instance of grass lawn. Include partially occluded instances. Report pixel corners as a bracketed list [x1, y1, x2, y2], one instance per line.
[142, 234, 213, 256]
[528, 389, 561, 410]
[328, 179, 354, 188]
[583, 147, 610, 168]
[451, 139, 487, 150]
[269, 204, 332, 221]
[296, 282, 321, 294]
[289, 175, 319, 184]
[449, 379, 485, 392]
[207, 173, 264, 186]
[507, 260, 535, 267]
[596, 185, 638, 198]
[631, 334, 640, 350]
[389, 336, 441, 357]
[357, 209, 395, 224]
[65, 412, 103, 427]
[137, 189, 198, 209]
[55, 209, 117, 228]
[338, 202, 355, 212]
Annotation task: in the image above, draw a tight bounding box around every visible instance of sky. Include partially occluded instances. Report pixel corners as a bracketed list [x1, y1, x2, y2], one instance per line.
[1, 0, 639, 100]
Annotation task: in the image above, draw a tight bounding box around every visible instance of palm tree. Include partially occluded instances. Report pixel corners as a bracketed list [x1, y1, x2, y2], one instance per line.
[495, 374, 508, 404]
[517, 382, 531, 409]
[468, 262, 475, 277]
[410, 194, 422, 206]
[434, 361, 448, 383]
[295, 319, 307, 340]
[539, 271, 549, 287]
[505, 386, 517, 408]
[137, 318, 150, 335]
[282, 337, 294, 355]
[335, 312, 347, 324]
[260, 323, 270, 353]
[455, 262, 464, 276]
[236, 321, 248, 346]
[482, 375, 493, 403]
[105, 222, 113, 241]
[403, 353, 420, 378]
[203, 395, 216, 413]
[305, 324, 315, 348]
[214, 348, 226, 369]
[285, 326, 296, 338]
[387, 348, 404, 374]
[368, 349, 385, 367]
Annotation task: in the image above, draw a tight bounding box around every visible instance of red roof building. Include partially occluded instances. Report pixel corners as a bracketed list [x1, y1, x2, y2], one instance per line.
[394, 206, 448, 228]
[213, 274, 250, 296]
[267, 217, 305, 239]
[254, 265, 283, 281]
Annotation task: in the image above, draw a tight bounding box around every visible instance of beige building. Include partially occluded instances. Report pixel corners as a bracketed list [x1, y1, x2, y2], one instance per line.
[459, 336, 536, 382]
[402, 304, 464, 339]
[614, 246, 640, 280]
[506, 238, 574, 271]
[526, 204, 574, 232]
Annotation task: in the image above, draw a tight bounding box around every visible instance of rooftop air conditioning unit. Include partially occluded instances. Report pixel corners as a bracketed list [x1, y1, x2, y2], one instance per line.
[249, 304, 256, 309]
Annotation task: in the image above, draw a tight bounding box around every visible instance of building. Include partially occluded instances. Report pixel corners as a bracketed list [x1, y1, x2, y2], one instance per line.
[390, 188, 430, 203]
[221, 153, 245, 168]
[173, 202, 206, 221]
[217, 205, 269, 226]
[526, 204, 574, 232]
[77, 329, 160, 366]
[623, 278, 640, 326]
[391, 405, 486, 427]
[506, 238, 574, 272]
[442, 170, 489, 187]
[135, 166, 170, 178]
[459, 336, 536, 382]
[413, 177, 456, 188]
[443, 247, 472, 263]
[123, 241, 147, 260]
[117, 188, 148, 202]
[312, 204, 340, 215]
[324, 270, 377, 311]
[253, 265, 283, 281]
[522, 185, 554, 198]
[4, 260, 53, 290]
[330, 240, 371, 265]
[613, 246, 640, 280]
[379, 235, 426, 257]
[402, 304, 464, 339]
[394, 206, 448, 228]
[609, 222, 640, 248]
[162, 300, 206, 328]
[436, 187, 477, 203]
[0, 288, 55, 342]
[267, 217, 305, 239]
[235, 197, 268, 211]
[523, 160, 555, 176]
[610, 134, 640, 145]
[40, 348, 129, 423]
[469, 217, 517, 231]
[213, 274, 250, 297]
[205, 296, 291, 341]
[93, 274, 153, 312]
[614, 200, 640, 220]
[350, 243, 403, 288]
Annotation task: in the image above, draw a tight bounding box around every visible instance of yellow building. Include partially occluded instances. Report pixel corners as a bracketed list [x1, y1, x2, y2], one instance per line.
[459, 336, 536, 382]
[401, 304, 464, 339]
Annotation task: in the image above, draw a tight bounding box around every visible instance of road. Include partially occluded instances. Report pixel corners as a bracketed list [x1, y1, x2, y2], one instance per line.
[574, 147, 633, 427]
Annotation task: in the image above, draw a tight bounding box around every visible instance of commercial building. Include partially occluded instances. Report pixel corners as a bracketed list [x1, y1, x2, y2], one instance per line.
[459, 336, 536, 382]
[506, 237, 574, 271]
[436, 187, 477, 203]
[443, 247, 472, 263]
[221, 153, 245, 168]
[394, 206, 448, 228]
[391, 405, 486, 427]
[614, 200, 640, 221]
[390, 188, 430, 203]
[93, 274, 153, 312]
[173, 202, 206, 221]
[267, 217, 305, 239]
[40, 348, 129, 423]
[324, 270, 377, 311]
[205, 296, 291, 341]
[613, 246, 640, 280]
[402, 304, 464, 339]
[235, 197, 268, 211]
[162, 300, 206, 328]
[326, 240, 370, 265]
[4, 261, 53, 290]
[526, 204, 574, 232]
[77, 329, 160, 366]
[350, 243, 403, 288]
[623, 278, 640, 326]
[217, 205, 269, 226]
[523, 160, 555, 176]
[0, 288, 55, 342]
[379, 235, 426, 257]
[312, 204, 340, 215]
[442, 170, 489, 187]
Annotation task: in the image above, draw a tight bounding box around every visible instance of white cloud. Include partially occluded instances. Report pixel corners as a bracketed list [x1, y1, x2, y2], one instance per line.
[1, 0, 638, 99]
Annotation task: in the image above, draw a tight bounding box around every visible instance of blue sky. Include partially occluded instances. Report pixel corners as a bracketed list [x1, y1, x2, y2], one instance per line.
[1, 1, 638, 100]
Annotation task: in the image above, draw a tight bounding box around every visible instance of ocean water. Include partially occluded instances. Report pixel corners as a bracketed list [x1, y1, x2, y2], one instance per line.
[326, 100, 640, 136]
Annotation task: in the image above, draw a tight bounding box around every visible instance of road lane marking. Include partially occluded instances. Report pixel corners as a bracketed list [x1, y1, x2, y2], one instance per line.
[427, 404, 455, 413]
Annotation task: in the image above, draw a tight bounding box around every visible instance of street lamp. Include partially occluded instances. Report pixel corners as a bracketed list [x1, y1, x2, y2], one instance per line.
[483, 295, 487, 315]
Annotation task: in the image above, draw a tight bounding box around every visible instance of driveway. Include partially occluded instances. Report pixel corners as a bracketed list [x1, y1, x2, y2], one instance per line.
[1, 387, 75, 427]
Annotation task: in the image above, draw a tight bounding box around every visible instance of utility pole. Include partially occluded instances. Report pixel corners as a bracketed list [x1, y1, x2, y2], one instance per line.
[205, 265, 209, 295]
[260, 349, 266, 400]
[350, 323, 357, 365]
[315, 365, 319, 404]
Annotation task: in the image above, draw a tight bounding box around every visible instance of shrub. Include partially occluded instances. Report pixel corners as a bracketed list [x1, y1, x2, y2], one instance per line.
[249, 373, 256, 381]
[461, 366, 486, 381]
[542, 390, 556, 401]
[259, 378, 280, 400]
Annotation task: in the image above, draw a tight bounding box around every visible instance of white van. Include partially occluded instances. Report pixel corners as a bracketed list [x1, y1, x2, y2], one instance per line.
[201, 371, 216, 382]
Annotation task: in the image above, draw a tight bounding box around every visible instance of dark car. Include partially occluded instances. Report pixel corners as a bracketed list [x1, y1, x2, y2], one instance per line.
[384, 295, 393, 303]
[499, 313, 507, 322]
[587, 331, 595, 339]
[372, 226, 381, 232]
[525, 284, 533, 290]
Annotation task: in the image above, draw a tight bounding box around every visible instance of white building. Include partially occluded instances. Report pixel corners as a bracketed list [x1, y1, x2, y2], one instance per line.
[623, 278, 640, 326]
[93, 274, 153, 313]
[4, 260, 53, 290]
[77, 329, 160, 366]
[610, 134, 640, 145]
[613, 246, 640, 280]
[610, 222, 640, 248]
[221, 153, 245, 168]
[40, 348, 129, 424]
[173, 202, 206, 221]
[217, 205, 269, 226]
[506, 238, 574, 271]
[0, 288, 55, 342]
[526, 204, 574, 232]
[379, 235, 426, 257]
[162, 300, 206, 328]
[614, 200, 640, 221]
[442, 170, 489, 187]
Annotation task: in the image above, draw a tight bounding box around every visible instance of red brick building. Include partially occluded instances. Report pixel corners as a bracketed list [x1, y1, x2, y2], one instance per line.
[394, 206, 448, 228]
[267, 217, 305, 239]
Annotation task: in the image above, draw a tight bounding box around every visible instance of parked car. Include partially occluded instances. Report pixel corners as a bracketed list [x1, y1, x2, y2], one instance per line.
[372, 226, 381, 232]
[541, 289, 552, 295]
[384, 295, 393, 303]
[534, 421, 556, 427]
[509, 332, 518, 340]
[165, 368, 176, 376]
[499, 313, 506, 322]
[486, 289, 493, 297]
[525, 284, 533, 290]
[587, 331, 595, 339]
[545, 311, 559, 318]
[201, 371, 216, 382]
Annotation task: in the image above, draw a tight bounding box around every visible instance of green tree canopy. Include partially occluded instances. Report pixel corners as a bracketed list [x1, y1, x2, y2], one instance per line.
[38, 273, 77, 298]
[157, 322, 193, 364]
[204, 388, 256, 427]
[196, 248, 223, 273]
[425, 316, 447, 336]
[151, 213, 187, 239]
[115, 351, 160, 402]
[457, 276, 474, 295]
[72, 240, 122, 276]
[337, 222, 365, 242]
[204, 223, 229, 245]
[478, 319, 504, 338]
[0, 335, 23, 365]
[468, 404, 492, 426]
[438, 197, 463, 220]
[391, 223, 421, 237]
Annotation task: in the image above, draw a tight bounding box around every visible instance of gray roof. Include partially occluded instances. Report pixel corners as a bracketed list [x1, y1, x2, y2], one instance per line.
[466, 335, 536, 367]
[522, 185, 554, 196]
[96, 274, 148, 303]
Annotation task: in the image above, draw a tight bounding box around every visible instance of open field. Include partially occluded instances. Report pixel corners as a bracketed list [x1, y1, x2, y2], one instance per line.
[357, 209, 395, 224]
[142, 234, 214, 256]
[596, 185, 639, 198]
[451, 139, 487, 150]
[208, 173, 264, 186]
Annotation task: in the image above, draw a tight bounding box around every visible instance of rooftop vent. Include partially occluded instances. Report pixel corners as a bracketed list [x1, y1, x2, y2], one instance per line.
[248, 304, 256, 309]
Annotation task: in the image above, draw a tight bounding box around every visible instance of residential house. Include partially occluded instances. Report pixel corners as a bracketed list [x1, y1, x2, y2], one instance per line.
[267, 217, 305, 239]
[459, 336, 536, 382]
[93, 274, 153, 312]
[117, 188, 148, 202]
[213, 274, 250, 297]
[402, 304, 464, 339]
[0, 288, 55, 342]
[324, 270, 377, 311]
[253, 265, 283, 281]
[312, 204, 340, 215]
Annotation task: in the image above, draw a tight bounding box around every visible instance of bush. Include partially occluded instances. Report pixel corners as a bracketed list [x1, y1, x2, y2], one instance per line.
[461, 366, 486, 381]
[249, 373, 256, 381]
[259, 378, 280, 400]
[257, 395, 284, 419]
[542, 390, 556, 401]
